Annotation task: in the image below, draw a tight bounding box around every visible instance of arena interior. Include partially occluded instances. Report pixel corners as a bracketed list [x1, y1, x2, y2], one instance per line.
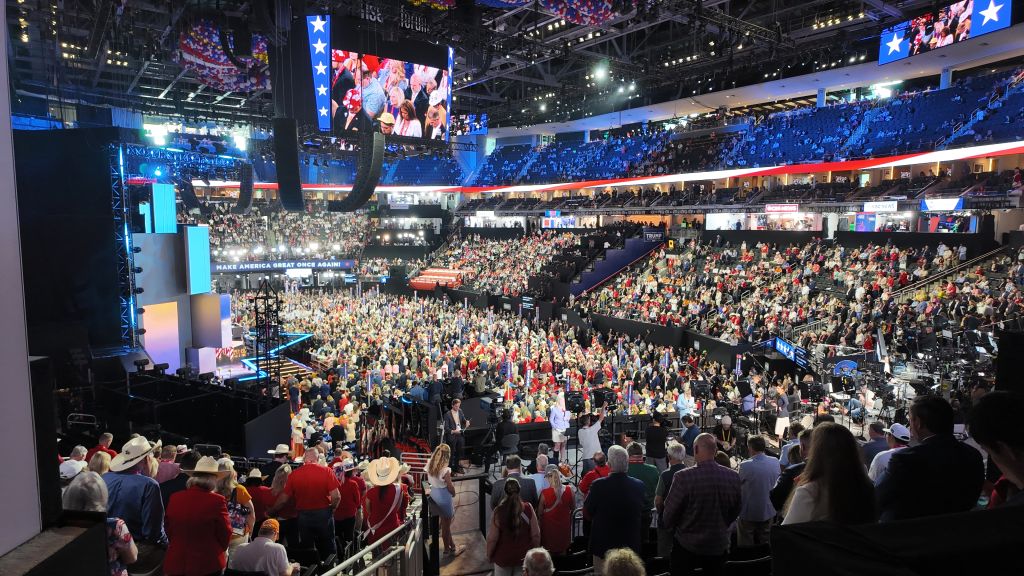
[4, 1, 1024, 575]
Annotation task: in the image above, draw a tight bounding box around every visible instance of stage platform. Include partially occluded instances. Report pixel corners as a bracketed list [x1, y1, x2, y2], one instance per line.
[410, 268, 466, 290]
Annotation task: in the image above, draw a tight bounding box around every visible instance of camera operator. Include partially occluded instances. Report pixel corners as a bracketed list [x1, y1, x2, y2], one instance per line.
[495, 409, 517, 446]
[578, 402, 607, 477]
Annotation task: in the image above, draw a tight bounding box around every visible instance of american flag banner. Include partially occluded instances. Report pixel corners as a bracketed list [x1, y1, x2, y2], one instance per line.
[306, 15, 332, 132]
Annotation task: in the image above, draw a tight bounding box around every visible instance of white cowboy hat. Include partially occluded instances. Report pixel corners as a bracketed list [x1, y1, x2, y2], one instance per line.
[109, 437, 161, 473]
[184, 456, 230, 478]
[364, 457, 401, 487]
[267, 444, 292, 456]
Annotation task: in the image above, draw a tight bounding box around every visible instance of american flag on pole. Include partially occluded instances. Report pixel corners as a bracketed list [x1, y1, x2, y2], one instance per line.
[305, 15, 332, 132]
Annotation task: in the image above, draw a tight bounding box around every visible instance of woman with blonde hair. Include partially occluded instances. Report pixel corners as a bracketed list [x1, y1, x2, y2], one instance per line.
[216, 459, 255, 552]
[603, 547, 647, 576]
[270, 464, 299, 547]
[88, 451, 112, 475]
[425, 443, 462, 557]
[537, 466, 572, 555]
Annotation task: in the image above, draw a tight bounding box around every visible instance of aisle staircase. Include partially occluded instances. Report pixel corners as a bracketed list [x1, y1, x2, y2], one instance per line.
[240, 357, 314, 382]
[788, 244, 1009, 338]
[238, 332, 315, 382]
[515, 149, 541, 182]
[840, 105, 886, 153]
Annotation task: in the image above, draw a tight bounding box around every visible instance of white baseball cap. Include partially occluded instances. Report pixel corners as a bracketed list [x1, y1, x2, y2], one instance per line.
[884, 423, 911, 443]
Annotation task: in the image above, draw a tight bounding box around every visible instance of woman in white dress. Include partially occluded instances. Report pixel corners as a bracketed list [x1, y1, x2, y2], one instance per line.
[394, 101, 422, 138]
[425, 443, 463, 557]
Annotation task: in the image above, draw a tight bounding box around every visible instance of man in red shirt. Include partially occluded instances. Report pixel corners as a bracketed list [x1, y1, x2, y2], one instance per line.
[85, 432, 118, 463]
[579, 452, 610, 495]
[269, 449, 341, 561]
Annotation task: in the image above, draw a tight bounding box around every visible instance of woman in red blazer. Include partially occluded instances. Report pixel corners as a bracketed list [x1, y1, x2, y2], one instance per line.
[164, 457, 233, 576]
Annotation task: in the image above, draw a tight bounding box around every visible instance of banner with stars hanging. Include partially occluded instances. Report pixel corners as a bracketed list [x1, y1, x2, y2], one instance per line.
[307, 15, 332, 132]
[879, 0, 1012, 65]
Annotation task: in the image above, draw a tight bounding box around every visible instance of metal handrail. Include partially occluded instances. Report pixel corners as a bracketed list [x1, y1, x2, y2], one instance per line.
[889, 245, 1009, 302]
[324, 516, 417, 576]
[352, 546, 404, 576]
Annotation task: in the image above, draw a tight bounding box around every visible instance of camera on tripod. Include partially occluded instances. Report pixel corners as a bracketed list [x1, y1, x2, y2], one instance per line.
[480, 395, 504, 424]
[589, 387, 618, 413]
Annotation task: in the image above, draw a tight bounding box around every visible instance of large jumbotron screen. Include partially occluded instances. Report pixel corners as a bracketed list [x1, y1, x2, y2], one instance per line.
[878, 0, 1012, 64]
[303, 14, 454, 140]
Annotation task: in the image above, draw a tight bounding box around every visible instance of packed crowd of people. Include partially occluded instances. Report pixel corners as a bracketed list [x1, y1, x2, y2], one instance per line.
[181, 203, 368, 261]
[61, 280, 1019, 575]
[581, 238, 990, 348]
[429, 231, 584, 296]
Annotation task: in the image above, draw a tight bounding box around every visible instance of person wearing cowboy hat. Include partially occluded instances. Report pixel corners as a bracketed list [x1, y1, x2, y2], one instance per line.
[378, 111, 395, 135]
[164, 456, 233, 576]
[103, 435, 167, 565]
[331, 458, 362, 554]
[243, 468, 275, 529]
[263, 444, 293, 487]
[361, 456, 410, 547]
[268, 448, 341, 562]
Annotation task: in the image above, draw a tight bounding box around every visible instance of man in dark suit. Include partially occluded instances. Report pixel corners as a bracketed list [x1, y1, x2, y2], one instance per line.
[584, 445, 646, 574]
[877, 395, 984, 521]
[443, 398, 470, 474]
[490, 455, 538, 510]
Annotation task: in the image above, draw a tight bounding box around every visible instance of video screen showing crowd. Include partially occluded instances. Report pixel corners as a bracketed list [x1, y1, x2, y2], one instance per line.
[329, 52, 451, 139]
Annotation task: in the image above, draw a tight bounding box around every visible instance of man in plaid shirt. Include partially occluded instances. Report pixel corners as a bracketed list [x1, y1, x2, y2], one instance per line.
[661, 433, 741, 575]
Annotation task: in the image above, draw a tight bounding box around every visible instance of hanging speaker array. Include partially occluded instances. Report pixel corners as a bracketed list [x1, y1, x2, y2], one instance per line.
[272, 117, 305, 212]
[231, 162, 254, 214]
[327, 131, 385, 212]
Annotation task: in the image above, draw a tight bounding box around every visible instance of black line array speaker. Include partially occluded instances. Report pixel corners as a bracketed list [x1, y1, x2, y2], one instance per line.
[177, 178, 210, 215]
[273, 117, 305, 212]
[232, 162, 254, 214]
[327, 131, 384, 212]
[996, 330, 1024, 393]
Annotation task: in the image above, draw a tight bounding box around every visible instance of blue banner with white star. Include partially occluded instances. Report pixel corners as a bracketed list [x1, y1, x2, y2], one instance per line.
[306, 15, 332, 131]
[879, 0, 1011, 65]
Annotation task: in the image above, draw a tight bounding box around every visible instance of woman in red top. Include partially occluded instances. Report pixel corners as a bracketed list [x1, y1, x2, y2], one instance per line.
[362, 457, 410, 548]
[163, 456, 232, 576]
[332, 459, 362, 554]
[486, 477, 540, 576]
[269, 465, 300, 548]
[537, 467, 573, 556]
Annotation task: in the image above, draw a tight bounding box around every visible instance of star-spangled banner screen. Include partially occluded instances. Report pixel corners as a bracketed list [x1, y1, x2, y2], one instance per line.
[878, 0, 1012, 65]
[305, 14, 453, 141]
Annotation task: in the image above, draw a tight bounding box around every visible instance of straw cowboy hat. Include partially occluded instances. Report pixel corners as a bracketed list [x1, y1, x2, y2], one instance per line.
[267, 444, 292, 456]
[364, 457, 401, 487]
[184, 456, 230, 478]
[109, 437, 162, 473]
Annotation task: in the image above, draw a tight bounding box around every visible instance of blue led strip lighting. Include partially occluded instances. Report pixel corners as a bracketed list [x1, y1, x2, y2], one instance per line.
[307, 15, 332, 132]
[111, 144, 138, 349]
[238, 332, 313, 381]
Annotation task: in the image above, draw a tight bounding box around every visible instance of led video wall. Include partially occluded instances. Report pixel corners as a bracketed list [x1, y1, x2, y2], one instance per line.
[305, 14, 454, 140]
[879, 0, 1012, 64]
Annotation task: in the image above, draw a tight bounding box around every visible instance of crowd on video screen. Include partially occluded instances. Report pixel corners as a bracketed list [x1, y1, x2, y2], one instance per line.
[330, 51, 450, 140]
[906, 1, 973, 55]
